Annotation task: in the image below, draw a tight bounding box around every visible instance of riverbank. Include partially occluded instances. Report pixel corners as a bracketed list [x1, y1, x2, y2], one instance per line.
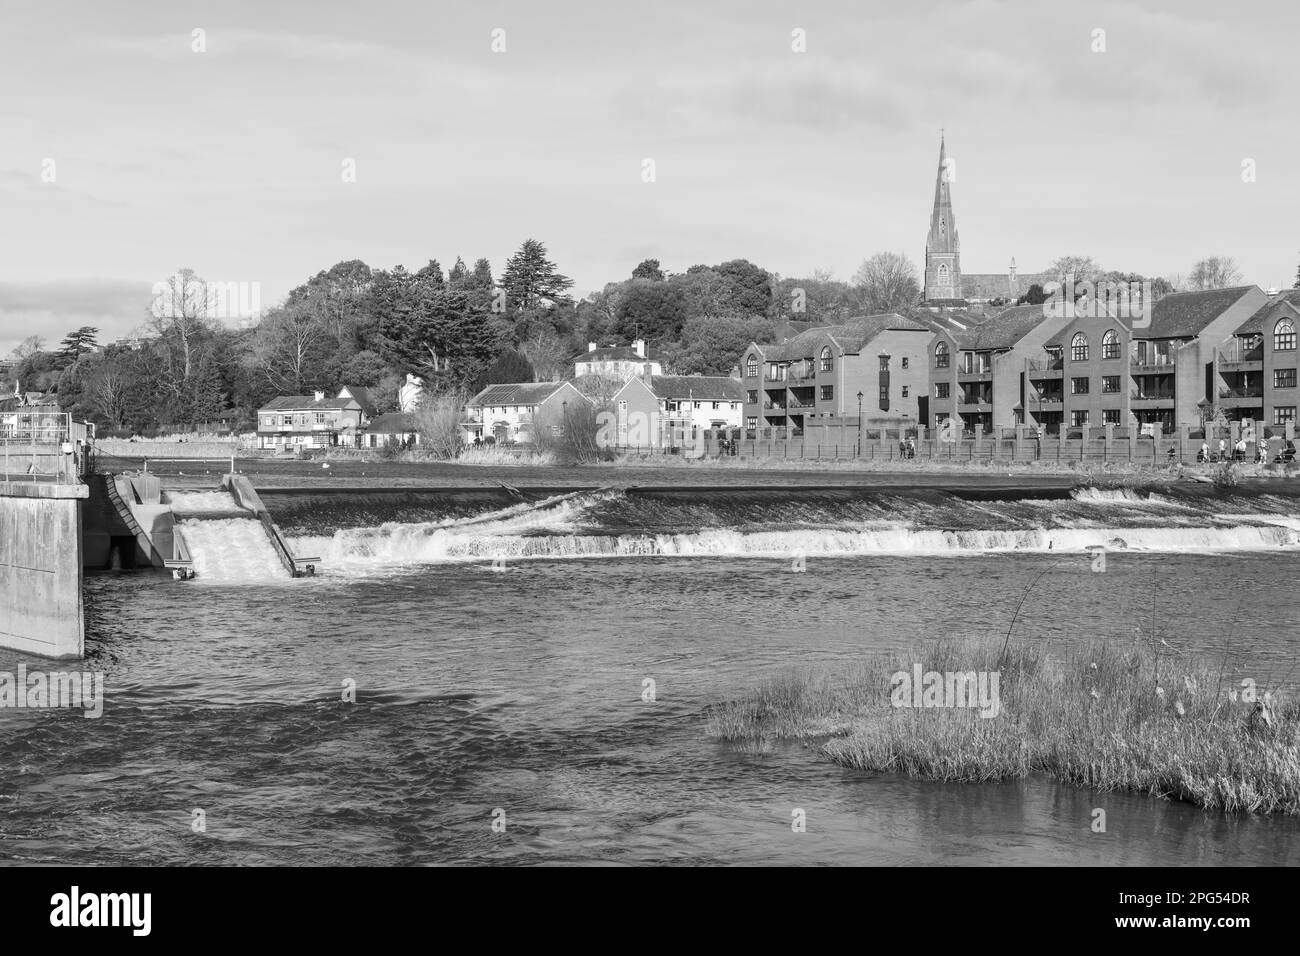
[707, 637, 1300, 815]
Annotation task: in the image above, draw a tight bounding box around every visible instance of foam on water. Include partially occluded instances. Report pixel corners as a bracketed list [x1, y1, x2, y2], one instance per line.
[179, 517, 289, 582]
[167, 491, 246, 513]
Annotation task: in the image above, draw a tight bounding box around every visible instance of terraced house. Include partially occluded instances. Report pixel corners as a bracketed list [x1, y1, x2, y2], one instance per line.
[1021, 286, 1269, 435]
[740, 314, 932, 437]
[1218, 288, 1300, 431]
[257, 390, 366, 451]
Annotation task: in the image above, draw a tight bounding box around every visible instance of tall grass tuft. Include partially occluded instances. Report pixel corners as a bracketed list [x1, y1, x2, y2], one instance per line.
[706, 637, 1300, 814]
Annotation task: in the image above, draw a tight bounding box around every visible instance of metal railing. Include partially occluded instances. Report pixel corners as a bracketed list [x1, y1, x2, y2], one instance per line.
[0, 412, 80, 484]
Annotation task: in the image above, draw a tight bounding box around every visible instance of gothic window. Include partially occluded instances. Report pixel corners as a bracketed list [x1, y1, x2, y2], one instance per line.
[1071, 332, 1089, 362]
[938, 263, 949, 284]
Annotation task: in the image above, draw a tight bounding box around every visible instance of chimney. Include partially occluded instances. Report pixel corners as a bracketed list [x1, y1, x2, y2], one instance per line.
[633, 338, 646, 358]
[313, 390, 325, 402]
[588, 342, 597, 352]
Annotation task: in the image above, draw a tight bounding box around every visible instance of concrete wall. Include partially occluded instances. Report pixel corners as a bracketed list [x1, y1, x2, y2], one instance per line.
[0, 482, 87, 659]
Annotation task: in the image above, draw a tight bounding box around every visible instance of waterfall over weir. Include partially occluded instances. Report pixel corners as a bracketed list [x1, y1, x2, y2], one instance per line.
[275, 485, 1300, 573]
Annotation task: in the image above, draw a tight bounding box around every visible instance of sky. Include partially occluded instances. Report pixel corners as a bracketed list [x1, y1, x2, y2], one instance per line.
[2, 0, 1298, 356]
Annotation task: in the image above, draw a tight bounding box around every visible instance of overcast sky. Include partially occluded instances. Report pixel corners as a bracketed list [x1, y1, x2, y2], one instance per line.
[2, 0, 1297, 355]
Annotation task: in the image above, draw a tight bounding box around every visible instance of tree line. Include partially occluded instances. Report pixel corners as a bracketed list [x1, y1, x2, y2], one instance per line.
[3, 244, 1288, 434]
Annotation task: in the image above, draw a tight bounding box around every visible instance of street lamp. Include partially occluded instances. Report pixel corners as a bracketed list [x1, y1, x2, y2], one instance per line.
[856, 391, 864, 455]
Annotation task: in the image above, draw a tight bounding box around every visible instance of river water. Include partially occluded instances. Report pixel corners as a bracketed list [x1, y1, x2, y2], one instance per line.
[2, 484, 1299, 865]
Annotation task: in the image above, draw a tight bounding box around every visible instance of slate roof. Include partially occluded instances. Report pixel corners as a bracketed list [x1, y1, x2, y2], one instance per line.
[1131, 286, 1257, 340]
[468, 382, 572, 406]
[753, 313, 930, 361]
[649, 375, 745, 401]
[1235, 289, 1300, 335]
[339, 385, 378, 417]
[364, 412, 418, 434]
[575, 345, 663, 363]
[260, 395, 361, 411]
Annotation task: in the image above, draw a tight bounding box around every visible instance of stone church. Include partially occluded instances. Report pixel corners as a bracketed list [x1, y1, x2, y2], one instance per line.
[922, 135, 1050, 306]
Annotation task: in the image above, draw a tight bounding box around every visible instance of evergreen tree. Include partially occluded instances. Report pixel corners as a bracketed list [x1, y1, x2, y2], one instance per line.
[500, 239, 573, 312]
[55, 326, 100, 368]
[632, 258, 664, 281]
[448, 257, 470, 289]
[471, 258, 493, 291]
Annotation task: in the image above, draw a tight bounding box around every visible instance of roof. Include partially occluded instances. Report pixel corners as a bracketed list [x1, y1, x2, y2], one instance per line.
[338, 385, 378, 417]
[1132, 286, 1258, 339]
[1235, 289, 1300, 334]
[364, 412, 418, 433]
[753, 313, 930, 361]
[575, 345, 663, 363]
[922, 303, 1057, 350]
[468, 381, 572, 406]
[649, 375, 745, 401]
[261, 395, 361, 411]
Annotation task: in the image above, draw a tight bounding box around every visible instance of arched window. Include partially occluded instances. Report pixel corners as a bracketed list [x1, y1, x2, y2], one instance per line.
[1071, 332, 1089, 362]
[1275, 319, 1296, 352]
[938, 263, 950, 284]
[1101, 329, 1120, 360]
[745, 355, 759, 378]
[935, 341, 949, 368]
[819, 346, 833, 372]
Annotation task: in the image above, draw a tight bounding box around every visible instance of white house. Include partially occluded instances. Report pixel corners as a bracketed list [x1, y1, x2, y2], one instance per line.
[462, 380, 590, 444]
[573, 340, 663, 381]
[398, 373, 424, 412]
[609, 374, 745, 447]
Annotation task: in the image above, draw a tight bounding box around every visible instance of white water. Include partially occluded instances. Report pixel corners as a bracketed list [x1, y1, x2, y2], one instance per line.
[288, 513, 1300, 571]
[179, 518, 289, 582]
[167, 491, 247, 513]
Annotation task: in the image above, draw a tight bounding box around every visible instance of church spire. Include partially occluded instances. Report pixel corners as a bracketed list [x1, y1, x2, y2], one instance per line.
[924, 134, 961, 302]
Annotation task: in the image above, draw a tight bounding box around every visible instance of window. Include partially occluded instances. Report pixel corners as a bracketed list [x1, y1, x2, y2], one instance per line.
[935, 342, 950, 368]
[314, 412, 325, 424]
[819, 385, 834, 402]
[746, 357, 758, 378]
[938, 263, 950, 283]
[746, 416, 757, 429]
[879, 355, 890, 370]
[819, 346, 833, 372]
[962, 352, 975, 374]
[712, 401, 720, 410]
[901, 386, 910, 398]
[1071, 410, 1090, 427]
[1103, 409, 1121, 425]
[1071, 377, 1089, 395]
[935, 382, 950, 399]
[1276, 369, 1297, 389]
[1071, 332, 1089, 362]
[1101, 375, 1120, 393]
[901, 357, 909, 369]
[768, 363, 786, 381]
[1102, 330, 1120, 360]
[746, 390, 758, 404]
[1276, 319, 1297, 352]
[1274, 407, 1296, 425]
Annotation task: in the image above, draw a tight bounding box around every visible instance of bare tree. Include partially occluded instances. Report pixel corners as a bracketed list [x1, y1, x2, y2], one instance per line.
[853, 252, 921, 314]
[570, 373, 625, 405]
[518, 327, 568, 381]
[250, 304, 327, 393]
[85, 360, 133, 429]
[1047, 255, 1104, 283]
[410, 392, 466, 459]
[148, 268, 214, 397]
[1188, 256, 1244, 291]
[10, 336, 45, 362]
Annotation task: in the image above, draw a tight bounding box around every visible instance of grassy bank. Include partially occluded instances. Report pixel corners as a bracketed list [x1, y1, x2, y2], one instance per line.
[707, 637, 1300, 814]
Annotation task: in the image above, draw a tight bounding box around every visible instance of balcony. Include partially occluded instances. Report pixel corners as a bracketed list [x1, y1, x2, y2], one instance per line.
[1130, 391, 1174, 408]
[1130, 354, 1175, 373]
[1218, 345, 1263, 370]
[1218, 387, 1263, 408]
[958, 402, 993, 413]
[763, 402, 786, 411]
[786, 400, 815, 410]
[789, 364, 818, 382]
[1028, 356, 1064, 373]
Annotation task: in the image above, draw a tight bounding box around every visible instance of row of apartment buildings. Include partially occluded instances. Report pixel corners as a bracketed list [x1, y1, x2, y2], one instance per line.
[741, 286, 1300, 437]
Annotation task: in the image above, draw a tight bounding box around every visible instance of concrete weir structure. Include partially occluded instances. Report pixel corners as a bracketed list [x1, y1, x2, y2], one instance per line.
[0, 480, 88, 659]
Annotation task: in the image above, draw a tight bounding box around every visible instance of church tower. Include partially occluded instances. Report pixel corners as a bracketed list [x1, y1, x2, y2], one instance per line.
[923, 135, 961, 302]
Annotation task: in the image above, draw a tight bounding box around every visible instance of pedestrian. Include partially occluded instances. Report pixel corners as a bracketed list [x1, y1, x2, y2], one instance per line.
[1258, 435, 1270, 463]
[1199, 440, 1209, 463]
[1219, 438, 1227, 462]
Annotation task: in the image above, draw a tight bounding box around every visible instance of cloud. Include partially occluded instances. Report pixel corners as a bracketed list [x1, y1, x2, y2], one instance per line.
[0, 279, 153, 357]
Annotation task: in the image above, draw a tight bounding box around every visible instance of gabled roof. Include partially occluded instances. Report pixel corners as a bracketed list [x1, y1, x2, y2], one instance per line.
[649, 375, 745, 401]
[575, 345, 663, 363]
[469, 381, 573, 406]
[1132, 286, 1258, 339]
[261, 395, 361, 411]
[751, 313, 930, 361]
[1235, 289, 1300, 334]
[338, 385, 378, 417]
[364, 412, 418, 433]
